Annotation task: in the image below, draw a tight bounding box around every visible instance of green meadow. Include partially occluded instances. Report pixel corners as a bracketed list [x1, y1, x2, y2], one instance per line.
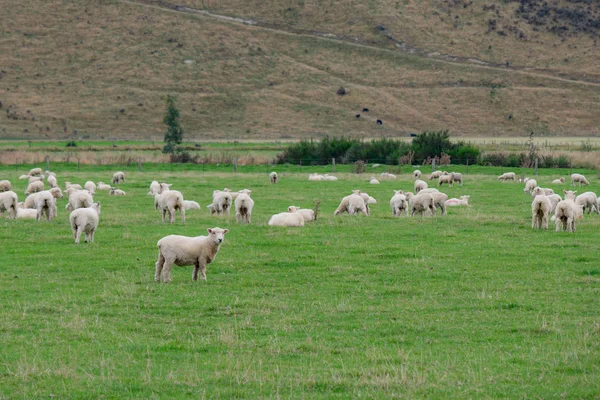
[1, 165, 599, 398]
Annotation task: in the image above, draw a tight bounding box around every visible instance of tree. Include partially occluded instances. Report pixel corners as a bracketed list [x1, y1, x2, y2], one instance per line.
[162, 95, 183, 154]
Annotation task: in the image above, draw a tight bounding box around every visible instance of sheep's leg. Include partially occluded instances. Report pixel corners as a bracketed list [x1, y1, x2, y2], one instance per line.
[155, 251, 165, 282]
[161, 208, 167, 222]
[441, 203, 446, 216]
[430, 205, 436, 216]
[236, 212, 241, 223]
[532, 215, 537, 229]
[192, 261, 200, 281]
[542, 215, 548, 230]
[180, 208, 185, 224]
[72, 224, 78, 241]
[168, 207, 175, 223]
[199, 262, 207, 281]
[89, 228, 95, 243]
[162, 258, 174, 283]
[75, 227, 83, 244]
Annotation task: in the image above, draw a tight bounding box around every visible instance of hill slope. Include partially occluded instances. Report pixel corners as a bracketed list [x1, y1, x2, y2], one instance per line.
[0, 0, 598, 140]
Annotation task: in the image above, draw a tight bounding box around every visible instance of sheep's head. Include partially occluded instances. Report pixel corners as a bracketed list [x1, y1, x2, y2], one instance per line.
[207, 227, 229, 245]
[158, 183, 172, 194]
[563, 190, 577, 200]
[50, 187, 64, 199]
[92, 202, 101, 215]
[531, 187, 544, 196]
[394, 190, 404, 195]
[288, 206, 299, 213]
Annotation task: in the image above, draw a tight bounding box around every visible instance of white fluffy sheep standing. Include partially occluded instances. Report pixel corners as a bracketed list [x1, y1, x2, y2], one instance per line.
[0, 191, 18, 218]
[155, 227, 229, 282]
[209, 190, 232, 217]
[235, 191, 254, 224]
[334, 190, 368, 216]
[498, 172, 516, 181]
[269, 171, 278, 184]
[437, 173, 455, 187]
[390, 190, 408, 217]
[69, 202, 101, 244]
[66, 189, 94, 212]
[452, 172, 463, 186]
[554, 190, 582, 233]
[25, 180, 44, 195]
[531, 192, 552, 230]
[156, 183, 185, 223]
[570, 173, 589, 187]
[575, 192, 599, 214]
[148, 181, 161, 196]
[47, 175, 58, 188]
[84, 181, 96, 195]
[0, 180, 11, 192]
[414, 179, 428, 194]
[523, 179, 537, 194]
[409, 193, 436, 217]
[112, 171, 125, 185]
[35, 187, 64, 221]
[28, 168, 43, 177]
[429, 192, 449, 215]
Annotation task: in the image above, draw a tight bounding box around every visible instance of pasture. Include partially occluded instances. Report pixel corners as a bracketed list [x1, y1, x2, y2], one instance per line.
[1, 166, 599, 398]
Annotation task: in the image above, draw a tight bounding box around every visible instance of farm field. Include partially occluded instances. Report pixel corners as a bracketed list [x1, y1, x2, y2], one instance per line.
[1, 166, 599, 398]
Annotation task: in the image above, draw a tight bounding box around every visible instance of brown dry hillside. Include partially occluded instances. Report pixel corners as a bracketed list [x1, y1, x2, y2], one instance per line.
[0, 0, 598, 141]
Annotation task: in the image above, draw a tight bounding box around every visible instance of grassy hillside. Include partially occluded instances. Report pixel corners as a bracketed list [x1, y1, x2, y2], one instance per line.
[0, 0, 599, 140]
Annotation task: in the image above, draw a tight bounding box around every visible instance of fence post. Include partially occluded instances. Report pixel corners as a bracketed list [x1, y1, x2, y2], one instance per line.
[77, 158, 80, 172]
[138, 157, 142, 171]
[432, 159, 436, 172]
[332, 158, 335, 173]
[466, 159, 469, 174]
[535, 158, 538, 176]
[299, 160, 302, 172]
[233, 157, 237, 173]
[45, 156, 49, 172]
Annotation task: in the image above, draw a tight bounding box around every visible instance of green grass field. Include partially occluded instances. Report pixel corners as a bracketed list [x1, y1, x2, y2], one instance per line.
[1, 166, 599, 398]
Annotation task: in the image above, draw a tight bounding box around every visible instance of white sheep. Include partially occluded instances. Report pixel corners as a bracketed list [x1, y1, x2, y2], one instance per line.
[209, 190, 232, 217]
[0, 180, 11, 192]
[445, 195, 471, 207]
[19, 174, 30, 180]
[222, 188, 240, 200]
[322, 174, 338, 181]
[16, 203, 37, 219]
[409, 193, 436, 216]
[35, 187, 64, 221]
[551, 177, 565, 184]
[418, 188, 439, 194]
[269, 171, 278, 184]
[523, 179, 537, 194]
[0, 191, 18, 218]
[554, 190, 583, 232]
[148, 180, 161, 195]
[235, 192, 254, 224]
[381, 172, 396, 179]
[413, 170, 422, 179]
[69, 202, 101, 244]
[112, 171, 125, 185]
[575, 192, 599, 214]
[183, 200, 201, 211]
[437, 173, 455, 187]
[28, 168, 43, 177]
[429, 171, 443, 180]
[531, 193, 552, 230]
[334, 190, 368, 216]
[571, 173, 589, 187]
[28, 176, 43, 184]
[308, 173, 324, 181]
[97, 181, 111, 191]
[23, 193, 37, 209]
[65, 182, 82, 190]
[390, 190, 408, 217]
[84, 181, 96, 195]
[155, 227, 229, 282]
[414, 179, 428, 193]
[66, 189, 94, 212]
[109, 188, 126, 196]
[369, 177, 380, 185]
[429, 192, 449, 215]
[25, 180, 44, 194]
[498, 172, 516, 181]
[47, 175, 58, 188]
[268, 212, 305, 226]
[156, 183, 185, 223]
[45, 170, 56, 177]
[288, 206, 316, 222]
[452, 172, 463, 186]
[547, 194, 562, 214]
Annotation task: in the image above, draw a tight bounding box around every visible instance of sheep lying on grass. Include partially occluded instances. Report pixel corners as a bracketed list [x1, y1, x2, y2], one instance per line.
[0, 191, 18, 218]
[69, 202, 101, 244]
[531, 192, 552, 230]
[269, 172, 278, 184]
[269, 212, 305, 226]
[390, 190, 408, 217]
[97, 182, 111, 191]
[554, 190, 583, 233]
[109, 188, 126, 196]
[369, 177, 380, 185]
[288, 206, 316, 222]
[183, 200, 201, 211]
[551, 177, 565, 184]
[323, 174, 338, 181]
[0, 180, 11, 192]
[571, 173, 589, 187]
[498, 172, 516, 181]
[35, 187, 64, 221]
[155, 227, 229, 283]
[112, 171, 125, 184]
[445, 195, 470, 207]
[235, 191, 254, 224]
[575, 192, 598, 214]
[16, 203, 37, 219]
[381, 172, 396, 179]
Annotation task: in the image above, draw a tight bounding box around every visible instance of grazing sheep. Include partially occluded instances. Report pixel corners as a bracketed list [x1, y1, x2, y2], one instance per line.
[16, 203, 37, 219]
[551, 177, 565, 184]
[334, 190, 368, 216]
[554, 190, 582, 232]
[288, 206, 316, 222]
[429, 171, 443, 180]
[35, 187, 64, 221]
[28, 168, 43, 177]
[429, 192, 449, 215]
[65, 182, 82, 190]
[19, 174, 30, 180]
[28, 176, 43, 184]
[523, 179, 537, 194]
[47, 175, 58, 188]
[409, 193, 436, 216]
[67, 189, 94, 212]
[452, 172, 463, 186]
[414, 179, 428, 193]
[571, 173, 589, 187]
[45, 170, 56, 177]
[413, 170, 421, 179]
[445, 195, 471, 207]
[268, 212, 305, 226]
[418, 188, 439, 194]
[381, 172, 396, 179]
[0, 191, 18, 218]
[156, 183, 185, 223]
[390, 190, 408, 217]
[235, 192, 254, 224]
[183, 200, 201, 211]
[498, 172, 516, 181]
[438, 173, 455, 187]
[69, 202, 101, 244]
[112, 171, 125, 185]
[25, 180, 44, 194]
[97, 182, 111, 191]
[209, 190, 232, 216]
[84, 181, 96, 195]
[148, 180, 161, 195]
[155, 227, 229, 282]
[0, 180, 11, 192]
[369, 177, 380, 185]
[575, 192, 599, 214]
[109, 188, 126, 196]
[269, 171, 278, 184]
[531, 193, 552, 230]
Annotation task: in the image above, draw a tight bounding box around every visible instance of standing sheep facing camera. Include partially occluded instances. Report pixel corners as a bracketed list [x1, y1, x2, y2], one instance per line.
[413, 170, 421, 179]
[155, 227, 229, 283]
[0, 180, 11, 192]
[70, 202, 101, 244]
[269, 172, 278, 184]
[209, 190, 232, 216]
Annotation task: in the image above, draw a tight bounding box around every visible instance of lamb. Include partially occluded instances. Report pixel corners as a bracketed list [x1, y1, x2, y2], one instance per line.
[523, 179, 537, 194]
[148, 181, 161, 195]
[65, 182, 82, 190]
[28, 176, 43, 184]
[109, 188, 126, 196]
[223, 188, 250, 201]
[84, 181, 96, 195]
[155, 227, 229, 282]
[418, 188, 439, 194]
[0, 180, 11, 192]
[322, 174, 338, 181]
[35, 187, 64, 221]
[112, 171, 125, 184]
[452, 172, 463, 186]
[28, 168, 43, 177]
[334, 190, 368, 216]
[409, 193, 436, 216]
[498, 172, 516, 181]
[19, 174, 30, 180]
[390, 190, 408, 217]
[0, 191, 18, 218]
[67, 189, 94, 212]
[97, 182, 111, 191]
[269, 171, 278, 184]
[429, 192, 449, 215]
[413, 170, 421, 179]
[209, 190, 232, 217]
[308, 173, 324, 181]
[288, 206, 316, 222]
[575, 192, 599, 214]
[235, 191, 254, 224]
[571, 173, 589, 187]
[47, 175, 58, 188]
[25, 180, 44, 194]
[16, 203, 37, 219]
[554, 190, 583, 232]
[414, 179, 428, 193]
[445, 195, 471, 207]
[369, 177, 380, 185]
[381, 172, 396, 179]
[183, 200, 201, 211]
[268, 212, 305, 226]
[429, 171, 443, 180]
[547, 194, 562, 214]
[23, 193, 38, 209]
[437, 173, 455, 187]
[531, 193, 552, 230]
[156, 183, 185, 223]
[69, 202, 101, 244]
[551, 177, 565, 184]
[45, 170, 56, 177]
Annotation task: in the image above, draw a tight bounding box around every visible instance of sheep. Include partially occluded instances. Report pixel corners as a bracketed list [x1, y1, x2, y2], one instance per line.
[45, 170, 56, 177]
[334, 190, 368, 216]
[308, 173, 324, 181]
[390, 190, 408, 217]
[69, 202, 101, 244]
[0, 180, 11, 192]
[65, 182, 82, 190]
[84, 181, 96, 195]
[381, 172, 396, 179]
[235, 192, 254, 224]
[268, 212, 305, 226]
[323, 174, 338, 181]
[288, 206, 316, 222]
[47, 175, 58, 188]
[35, 187, 64, 221]
[413, 170, 421, 179]
[551, 177, 565, 184]
[409, 193, 436, 216]
[452, 172, 463, 186]
[429, 171, 443, 180]
[25, 180, 44, 194]
[97, 182, 111, 191]
[19, 174, 30, 180]
[0, 191, 18, 218]
[547, 194, 562, 214]
[369, 177, 380, 185]
[498, 172, 516, 181]
[156, 183, 185, 223]
[209, 190, 232, 217]
[109, 188, 126, 196]
[28, 168, 43, 177]
[445, 195, 471, 207]
[223, 188, 241, 200]
[571, 173, 589, 187]
[28, 176, 43, 184]
[112, 171, 125, 185]
[269, 171, 278, 184]
[414, 179, 428, 193]
[67, 189, 94, 212]
[183, 200, 201, 211]
[418, 188, 439, 194]
[155, 227, 229, 283]
[523, 179, 537, 194]
[16, 203, 37, 219]
[23, 193, 38, 209]
[531, 193, 552, 230]
[148, 181, 161, 195]
[429, 192, 449, 215]
[554, 190, 582, 232]
[438, 173, 455, 187]
[575, 192, 599, 214]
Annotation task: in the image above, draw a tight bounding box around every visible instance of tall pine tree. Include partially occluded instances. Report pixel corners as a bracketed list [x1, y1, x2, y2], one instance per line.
[162, 95, 183, 154]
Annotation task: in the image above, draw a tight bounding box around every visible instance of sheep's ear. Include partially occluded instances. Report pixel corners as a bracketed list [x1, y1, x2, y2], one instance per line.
[563, 190, 567, 195]
[223, 229, 229, 234]
[207, 228, 213, 234]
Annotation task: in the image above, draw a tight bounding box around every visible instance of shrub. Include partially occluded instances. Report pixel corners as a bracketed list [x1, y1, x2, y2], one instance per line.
[66, 141, 77, 148]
